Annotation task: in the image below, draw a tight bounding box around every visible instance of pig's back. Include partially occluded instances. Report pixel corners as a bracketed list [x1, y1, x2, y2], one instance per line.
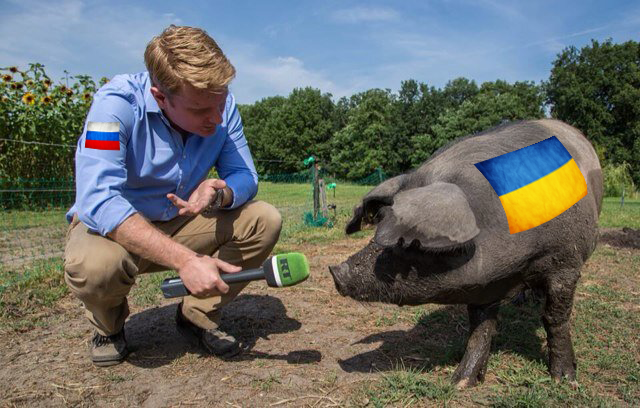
[414, 119, 602, 278]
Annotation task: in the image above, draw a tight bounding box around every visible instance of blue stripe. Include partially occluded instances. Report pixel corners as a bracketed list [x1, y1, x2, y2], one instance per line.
[474, 136, 572, 196]
[86, 131, 119, 141]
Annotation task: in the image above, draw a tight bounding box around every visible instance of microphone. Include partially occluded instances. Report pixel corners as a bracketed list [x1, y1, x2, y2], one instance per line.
[160, 252, 309, 298]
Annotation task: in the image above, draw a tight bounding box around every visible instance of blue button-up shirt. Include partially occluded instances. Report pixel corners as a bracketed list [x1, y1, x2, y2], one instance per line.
[66, 72, 258, 236]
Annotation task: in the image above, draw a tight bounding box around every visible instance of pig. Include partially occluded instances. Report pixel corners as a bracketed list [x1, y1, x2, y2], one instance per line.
[329, 119, 603, 388]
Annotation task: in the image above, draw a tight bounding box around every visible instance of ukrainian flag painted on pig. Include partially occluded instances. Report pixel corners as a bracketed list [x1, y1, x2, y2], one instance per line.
[474, 136, 588, 234]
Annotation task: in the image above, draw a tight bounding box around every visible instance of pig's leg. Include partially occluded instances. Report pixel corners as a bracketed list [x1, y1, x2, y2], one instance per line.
[451, 303, 499, 388]
[542, 270, 579, 382]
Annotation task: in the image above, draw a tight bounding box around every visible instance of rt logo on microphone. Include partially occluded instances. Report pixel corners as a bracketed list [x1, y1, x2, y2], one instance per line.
[279, 258, 292, 280]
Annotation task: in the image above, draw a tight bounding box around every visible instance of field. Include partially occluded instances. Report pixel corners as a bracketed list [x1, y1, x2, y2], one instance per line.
[0, 184, 638, 407]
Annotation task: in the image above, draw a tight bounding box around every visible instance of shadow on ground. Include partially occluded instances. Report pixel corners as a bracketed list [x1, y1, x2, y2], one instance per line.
[124, 294, 320, 368]
[338, 298, 546, 374]
[599, 227, 640, 249]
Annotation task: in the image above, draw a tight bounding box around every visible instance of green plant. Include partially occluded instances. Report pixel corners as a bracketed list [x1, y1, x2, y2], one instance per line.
[0, 64, 105, 181]
[603, 161, 636, 198]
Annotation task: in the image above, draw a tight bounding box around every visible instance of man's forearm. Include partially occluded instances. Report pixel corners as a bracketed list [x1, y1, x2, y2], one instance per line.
[107, 213, 195, 271]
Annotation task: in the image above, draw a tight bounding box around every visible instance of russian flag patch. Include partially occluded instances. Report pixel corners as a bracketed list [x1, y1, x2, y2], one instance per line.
[85, 122, 120, 150]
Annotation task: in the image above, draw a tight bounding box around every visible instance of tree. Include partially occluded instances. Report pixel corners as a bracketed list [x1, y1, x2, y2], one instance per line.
[239, 95, 287, 174]
[442, 77, 479, 110]
[329, 89, 397, 180]
[395, 80, 448, 170]
[275, 87, 336, 173]
[545, 39, 640, 184]
[240, 88, 336, 175]
[427, 80, 544, 159]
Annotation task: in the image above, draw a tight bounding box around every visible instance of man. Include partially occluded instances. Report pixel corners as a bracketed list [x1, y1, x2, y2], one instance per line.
[64, 25, 282, 367]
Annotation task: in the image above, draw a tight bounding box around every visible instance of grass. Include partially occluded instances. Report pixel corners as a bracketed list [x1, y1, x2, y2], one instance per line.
[255, 181, 373, 252]
[349, 245, 640, 407]
[1, 186, 639, 406]
[354, 367, 456, 407]
[599, 197, 640, 228]
[0, 258, 68, 331]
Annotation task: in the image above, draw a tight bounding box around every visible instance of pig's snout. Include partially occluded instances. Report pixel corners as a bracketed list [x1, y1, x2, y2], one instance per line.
[328, 263, 349, 295]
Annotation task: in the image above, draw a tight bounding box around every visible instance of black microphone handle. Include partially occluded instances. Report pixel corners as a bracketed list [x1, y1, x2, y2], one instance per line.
[161, 266, 267, 298]
[221, 267, 265, 284]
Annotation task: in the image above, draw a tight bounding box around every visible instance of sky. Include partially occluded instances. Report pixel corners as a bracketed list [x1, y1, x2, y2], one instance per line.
[2, 0, 639, 104]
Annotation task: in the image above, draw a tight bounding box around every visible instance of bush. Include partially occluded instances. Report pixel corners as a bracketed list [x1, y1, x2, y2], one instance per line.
[603, 161, 636, 198]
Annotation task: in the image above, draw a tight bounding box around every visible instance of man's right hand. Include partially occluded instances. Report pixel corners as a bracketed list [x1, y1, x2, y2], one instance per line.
[108, 214, 242, 297]
[178, 255, 242, 297]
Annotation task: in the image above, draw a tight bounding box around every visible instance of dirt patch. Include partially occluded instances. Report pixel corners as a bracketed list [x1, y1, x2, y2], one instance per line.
[0, 236, 383, 407]
[0, 229, 638, 406]
[598, 227, 640, 249]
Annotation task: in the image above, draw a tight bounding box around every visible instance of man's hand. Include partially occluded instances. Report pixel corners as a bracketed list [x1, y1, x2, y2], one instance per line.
[167, 178, 226, 216]
[178, 254, 242, 297]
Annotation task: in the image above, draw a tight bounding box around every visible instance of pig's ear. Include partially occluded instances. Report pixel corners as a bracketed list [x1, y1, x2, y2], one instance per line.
[345, 175, 406, 234]
[374, 182, 479, 249]
[345, 204, 365, 234]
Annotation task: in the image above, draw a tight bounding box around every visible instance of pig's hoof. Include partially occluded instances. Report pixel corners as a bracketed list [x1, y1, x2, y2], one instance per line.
[549, 359, 576, 383]
[551, 371, 579, 388]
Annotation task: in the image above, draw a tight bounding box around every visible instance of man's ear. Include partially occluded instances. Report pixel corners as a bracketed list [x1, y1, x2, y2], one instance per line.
[150, 86, 169, 110]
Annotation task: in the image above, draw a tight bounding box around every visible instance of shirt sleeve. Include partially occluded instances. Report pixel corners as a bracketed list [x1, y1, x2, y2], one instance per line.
[216, 94, 259, 209]
[74, 88, 138, 236]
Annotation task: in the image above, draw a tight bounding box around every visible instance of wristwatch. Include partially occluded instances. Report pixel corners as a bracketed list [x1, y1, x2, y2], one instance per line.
[202, 189, 224, 216]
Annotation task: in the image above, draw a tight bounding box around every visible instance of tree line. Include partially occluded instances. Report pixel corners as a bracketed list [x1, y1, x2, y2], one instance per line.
[240, 39, 640, 187]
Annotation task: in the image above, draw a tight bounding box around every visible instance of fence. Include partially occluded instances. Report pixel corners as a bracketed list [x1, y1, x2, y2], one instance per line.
[1, 168, 387, 269]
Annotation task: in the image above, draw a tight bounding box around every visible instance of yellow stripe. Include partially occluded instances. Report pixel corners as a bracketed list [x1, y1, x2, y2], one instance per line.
[499, 159, 587, 234]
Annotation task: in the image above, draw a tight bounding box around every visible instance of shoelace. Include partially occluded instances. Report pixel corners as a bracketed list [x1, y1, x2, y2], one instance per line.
[92, 332, 118, 347]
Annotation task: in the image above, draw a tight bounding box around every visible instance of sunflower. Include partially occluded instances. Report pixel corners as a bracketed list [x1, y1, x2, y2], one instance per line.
[66, 89, 73, 96]
[10, 83, 18, 89]
[41, 95, 52, 105]
[43, 78, 52, 88]
[58, 85, 67, 93]
[15, 82, 23, 90]
[2, 74, 11, 82]
[1, 96, 8, 103]
[26, 79, 34, 87]
[9, 66, 18, 73]
[22, 92, 35, 105]
[82, 92, 92, 102]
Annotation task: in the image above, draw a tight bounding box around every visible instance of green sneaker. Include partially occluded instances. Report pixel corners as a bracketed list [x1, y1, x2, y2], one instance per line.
[89, 329, 128, 367]
[176, 304, 241, 357]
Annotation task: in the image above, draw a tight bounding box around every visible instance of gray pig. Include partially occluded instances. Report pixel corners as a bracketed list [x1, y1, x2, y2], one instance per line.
[329, 119, 603, 388]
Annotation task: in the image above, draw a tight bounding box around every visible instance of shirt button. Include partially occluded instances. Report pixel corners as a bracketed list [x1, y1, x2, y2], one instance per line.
[179, 185, 184, 190]
[182, 154, 186, 159]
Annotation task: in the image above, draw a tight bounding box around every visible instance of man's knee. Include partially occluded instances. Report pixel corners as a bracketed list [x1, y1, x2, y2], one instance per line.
[64, 247, 137, 301]
[251, 201, 282, 244]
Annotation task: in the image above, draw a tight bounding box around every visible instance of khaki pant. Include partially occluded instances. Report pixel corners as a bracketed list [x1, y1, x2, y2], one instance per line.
[64, 200, 282, 336]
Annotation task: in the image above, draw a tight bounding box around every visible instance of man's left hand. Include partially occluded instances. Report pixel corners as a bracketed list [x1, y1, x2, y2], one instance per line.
[167, 178, 226, 216]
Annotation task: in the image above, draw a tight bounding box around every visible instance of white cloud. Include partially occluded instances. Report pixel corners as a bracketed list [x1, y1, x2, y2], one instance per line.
[0, 0, 181, 82]
[228, 43, 356, 103]
[330, 6, 399, 24]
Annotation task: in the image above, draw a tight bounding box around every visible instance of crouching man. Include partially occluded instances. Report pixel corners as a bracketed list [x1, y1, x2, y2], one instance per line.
[64, 25, 282, 366]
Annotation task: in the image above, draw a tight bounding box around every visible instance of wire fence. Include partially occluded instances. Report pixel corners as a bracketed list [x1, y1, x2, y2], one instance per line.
[1, 170, 387, 270]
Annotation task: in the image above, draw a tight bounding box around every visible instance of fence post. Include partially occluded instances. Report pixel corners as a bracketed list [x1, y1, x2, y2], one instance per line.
[313, 163, 319, 218]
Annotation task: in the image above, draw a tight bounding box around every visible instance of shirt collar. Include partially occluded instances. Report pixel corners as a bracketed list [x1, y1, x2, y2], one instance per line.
[144, 73, 161, 114]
